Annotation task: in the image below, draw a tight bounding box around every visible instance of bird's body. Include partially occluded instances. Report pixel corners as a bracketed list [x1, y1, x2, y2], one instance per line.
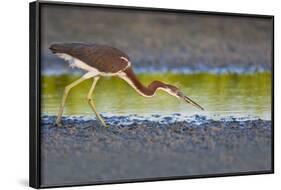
[50, 43, 204, 127]
[51, 43, 131, 75]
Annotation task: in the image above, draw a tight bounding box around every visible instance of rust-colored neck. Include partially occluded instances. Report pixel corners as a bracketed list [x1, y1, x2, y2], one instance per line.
[123, 67, 172, 97]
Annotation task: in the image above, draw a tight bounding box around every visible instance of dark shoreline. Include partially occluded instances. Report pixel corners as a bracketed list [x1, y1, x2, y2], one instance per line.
[42, 57, 272, 75]
[41, 115, 272, 186]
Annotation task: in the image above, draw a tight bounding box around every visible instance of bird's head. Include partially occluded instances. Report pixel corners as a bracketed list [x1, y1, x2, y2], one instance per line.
[160, 83, 204, 111]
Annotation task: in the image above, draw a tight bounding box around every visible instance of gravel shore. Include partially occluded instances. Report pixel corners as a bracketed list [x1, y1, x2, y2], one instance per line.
[41, 115, 272, 186]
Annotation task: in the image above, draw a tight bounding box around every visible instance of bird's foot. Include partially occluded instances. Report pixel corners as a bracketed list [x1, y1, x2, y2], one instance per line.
[96, 116, 109, 128]
[102, 122, 109, 128]
[99, 119, 109, 128]
[54, 120, 62, 127]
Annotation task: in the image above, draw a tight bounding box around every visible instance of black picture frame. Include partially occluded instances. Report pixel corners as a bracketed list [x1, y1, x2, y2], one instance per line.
[30, 1, 274, 188]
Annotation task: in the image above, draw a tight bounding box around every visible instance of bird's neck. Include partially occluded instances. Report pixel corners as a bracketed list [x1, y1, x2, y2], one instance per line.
[122, 67, 167, 97]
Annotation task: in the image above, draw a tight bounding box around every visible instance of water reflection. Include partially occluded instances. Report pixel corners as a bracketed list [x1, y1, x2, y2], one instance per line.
[42, 73, 271, 120]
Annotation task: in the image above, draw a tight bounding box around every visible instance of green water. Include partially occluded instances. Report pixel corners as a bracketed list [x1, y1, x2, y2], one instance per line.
[42, 73, 272, 120]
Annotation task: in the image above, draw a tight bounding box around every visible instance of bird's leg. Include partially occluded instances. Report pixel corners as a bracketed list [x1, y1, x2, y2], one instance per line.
[55, 73, 93, 126]
[87, 77, 108, 128]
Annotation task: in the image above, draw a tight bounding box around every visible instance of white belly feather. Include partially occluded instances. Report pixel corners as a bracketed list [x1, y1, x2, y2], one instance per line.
[55, 53, 127, 77]
[56, 53, 98, 73]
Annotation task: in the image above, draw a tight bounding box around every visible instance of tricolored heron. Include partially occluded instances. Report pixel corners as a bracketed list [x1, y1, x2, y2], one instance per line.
[49, 43, 204, 127]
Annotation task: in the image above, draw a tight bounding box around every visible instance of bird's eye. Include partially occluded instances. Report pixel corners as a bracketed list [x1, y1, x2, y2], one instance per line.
[176, 91, 183, 97]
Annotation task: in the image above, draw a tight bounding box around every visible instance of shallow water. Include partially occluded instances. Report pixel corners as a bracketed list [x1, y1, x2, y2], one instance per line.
[41, 72, 271, 120]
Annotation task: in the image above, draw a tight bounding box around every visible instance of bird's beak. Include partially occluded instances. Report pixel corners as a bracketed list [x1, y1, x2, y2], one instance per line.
[177, 92, 204, 111]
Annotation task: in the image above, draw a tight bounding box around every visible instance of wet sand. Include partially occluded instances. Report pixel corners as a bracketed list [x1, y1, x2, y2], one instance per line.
[41, 115, 272, 186]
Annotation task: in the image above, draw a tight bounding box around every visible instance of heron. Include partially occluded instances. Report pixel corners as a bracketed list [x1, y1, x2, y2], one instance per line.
[49, 43, 204, 127]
